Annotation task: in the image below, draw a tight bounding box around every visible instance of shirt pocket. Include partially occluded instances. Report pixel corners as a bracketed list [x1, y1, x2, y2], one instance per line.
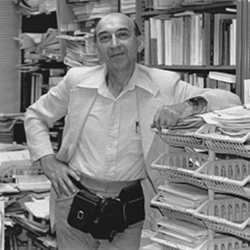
[126, 121, 142, 154]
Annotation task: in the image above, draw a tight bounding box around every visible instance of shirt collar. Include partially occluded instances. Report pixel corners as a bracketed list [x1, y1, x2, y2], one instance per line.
[76, 63, 159, 96]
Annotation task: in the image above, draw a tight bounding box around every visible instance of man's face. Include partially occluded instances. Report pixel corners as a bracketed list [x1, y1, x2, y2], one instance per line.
[95, 14, 139, 71]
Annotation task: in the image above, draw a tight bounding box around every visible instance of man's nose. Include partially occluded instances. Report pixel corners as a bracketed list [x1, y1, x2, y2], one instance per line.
[111, 33, 119, 46]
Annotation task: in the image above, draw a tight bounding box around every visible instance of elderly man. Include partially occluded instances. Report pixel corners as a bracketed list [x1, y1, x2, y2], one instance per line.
[24, 12, 240, 250]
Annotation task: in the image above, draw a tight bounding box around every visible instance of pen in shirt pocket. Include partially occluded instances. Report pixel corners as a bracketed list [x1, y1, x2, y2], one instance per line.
[135, 121, 140, 134]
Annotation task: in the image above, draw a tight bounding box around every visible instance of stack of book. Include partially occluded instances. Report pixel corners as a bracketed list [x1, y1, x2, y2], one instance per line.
[182, 0, 233, 5]
[57, 32, 99, 67]
[15, 28, 62, 66]
[12, 0, 56, 16]
[70, 0, 118, 22]
[144, 0, 182, 10]
[120, 0, 136, 14]
[197, 105, 250, 141]
[207, 71, 236, 91]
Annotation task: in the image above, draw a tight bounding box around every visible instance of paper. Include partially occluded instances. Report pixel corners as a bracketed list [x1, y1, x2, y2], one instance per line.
[0, 183, 19, 194]
[36, 236, 57, 248]
[0, 143, 26, 152]
[196, 105, 250, 143]
[158, 183, 208, 202]
[15, 175, 51, 192]
[158, 219, 208, 238]
[24, 196, 49, 219]
[0, 149, 30, 164]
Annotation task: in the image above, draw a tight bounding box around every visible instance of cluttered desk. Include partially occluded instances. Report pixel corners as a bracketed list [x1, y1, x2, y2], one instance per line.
[0, 144, 55, 250]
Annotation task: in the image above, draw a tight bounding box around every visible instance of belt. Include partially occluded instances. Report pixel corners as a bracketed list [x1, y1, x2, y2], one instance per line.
[70, 174, 140, 196]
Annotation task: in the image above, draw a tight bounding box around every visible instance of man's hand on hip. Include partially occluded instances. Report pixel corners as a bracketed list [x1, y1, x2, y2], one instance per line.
[40, 154, 81, 197]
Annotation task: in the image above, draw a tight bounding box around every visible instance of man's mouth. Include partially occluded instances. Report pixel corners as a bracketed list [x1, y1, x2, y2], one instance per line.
[110, 52, 124, 58]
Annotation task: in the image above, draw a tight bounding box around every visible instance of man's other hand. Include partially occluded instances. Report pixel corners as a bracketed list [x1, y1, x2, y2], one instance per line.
[151, 97, 207, 131]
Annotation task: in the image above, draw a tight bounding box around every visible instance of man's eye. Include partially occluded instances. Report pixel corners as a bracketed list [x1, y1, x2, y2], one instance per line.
[116, 31, 130, 40]
[98, 33, 111, 43]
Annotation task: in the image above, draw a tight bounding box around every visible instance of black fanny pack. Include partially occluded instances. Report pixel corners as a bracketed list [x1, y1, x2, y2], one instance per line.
[67, 177, 145, 241]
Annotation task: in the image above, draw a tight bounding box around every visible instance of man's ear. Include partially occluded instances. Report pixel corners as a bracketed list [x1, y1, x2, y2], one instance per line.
[137, 35, 144, 53]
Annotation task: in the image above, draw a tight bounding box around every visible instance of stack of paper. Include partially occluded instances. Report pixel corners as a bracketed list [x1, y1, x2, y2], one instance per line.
[120, 0, 136, 14]
[12, 0, 56, 16]
[15, 175, 51, 192]
[15, 29, 61, 66]
[70, 0, 118, 22]
[182, 0, 230, 5]
[36, 235, 57, 249]
[11, 214, 49, 234]
[152, 0, 182, 9]
[0, 183, 19, 194]
[57, 33, 99, 67]
[0, 143, 26, 152]
[197, 105, 250, 143]
[152, 218, 208, 249]
[157, 183, 208, 209]
[0, 149, 32, 178]
[24, 195, 49, 219]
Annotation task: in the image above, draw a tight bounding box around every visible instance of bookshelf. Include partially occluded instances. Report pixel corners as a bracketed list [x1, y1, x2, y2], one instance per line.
[0, 0, 20, 113]
[135, 0, 250, 101]
[17, 6, 66, 112]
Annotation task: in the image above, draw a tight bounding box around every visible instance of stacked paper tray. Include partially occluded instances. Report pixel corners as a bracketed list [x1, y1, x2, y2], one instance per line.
[195, 159, 250, 198]
[194, 126, 250, 158]
[158, 130, 206, 149]
[205, 139, 250, 158]
[211, 235, 249, 250]
[151, 229, 249, 250]
[151, 152, 209, 189]
[151, 193, 204, 226]
[194, 196, 250, 240]
[151, 232, 208, 250]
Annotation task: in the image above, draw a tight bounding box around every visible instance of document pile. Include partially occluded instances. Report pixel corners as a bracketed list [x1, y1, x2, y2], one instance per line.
[15, 175, 51, 192]
[156, 183, 208, 209]
[12, 0, 56, 16]
[196, 105, 250, 143]
[0, 148, 51, 193]
[158, 183, 208, 209]
[70, 0, 118, 22]
[57, 32, 99, 67]
[24, 195, 49, 220]
[182, 0, 230, 5]
[15, 28, 61, 69]
[120, 0, 136, 14]
[11, 214, 50, 235]
[152, 218, 208, 249]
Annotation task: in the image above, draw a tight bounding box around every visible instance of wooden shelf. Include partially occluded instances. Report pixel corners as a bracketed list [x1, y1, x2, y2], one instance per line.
[148, 65, 236, 73]
[141, 1, 236, 17]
